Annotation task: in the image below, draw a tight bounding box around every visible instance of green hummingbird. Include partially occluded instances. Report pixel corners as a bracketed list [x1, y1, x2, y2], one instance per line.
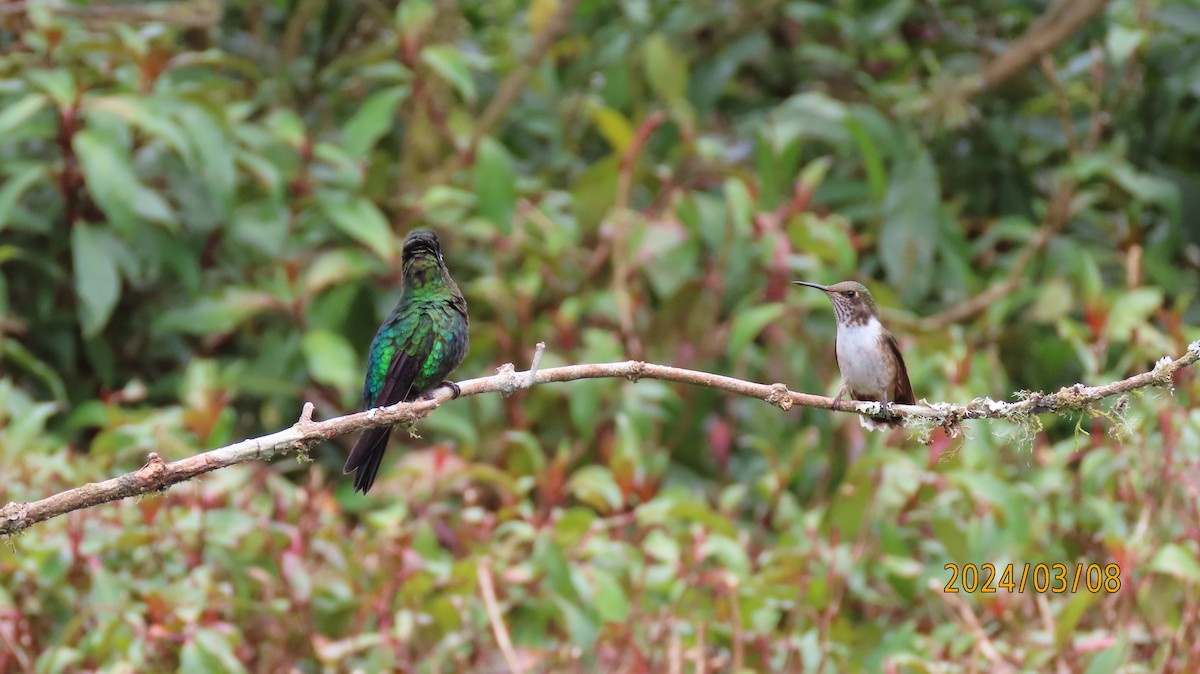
[344, 230, 469, 494]
[793, 280, 914, 426]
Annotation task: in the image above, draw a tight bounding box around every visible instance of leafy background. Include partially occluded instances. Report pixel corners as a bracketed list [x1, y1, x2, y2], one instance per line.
[2, 0, 1200, 671]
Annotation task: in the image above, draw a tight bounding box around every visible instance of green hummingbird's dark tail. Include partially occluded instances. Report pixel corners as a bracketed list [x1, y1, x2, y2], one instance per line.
[344, 426, 392, 494]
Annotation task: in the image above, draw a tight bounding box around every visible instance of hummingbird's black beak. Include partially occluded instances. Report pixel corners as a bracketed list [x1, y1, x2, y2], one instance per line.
[792, 281, 828, 292]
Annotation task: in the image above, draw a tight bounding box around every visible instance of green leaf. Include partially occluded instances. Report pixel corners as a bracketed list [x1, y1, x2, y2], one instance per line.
[304, 248, 374, 296]
[0, 164, 48, 232]
[1083, 641, 1126, 674]
[590, 104, 634, 154]
[86, 96, 191, 161]
[765, 92, 848, 151]
[421, 45, 476, 103]
[0, 337, 68, 403]
[26, 69, 75, 107]
[725, 177, 755, 236]
[797, 155, 833, 194]
[315, 142, 365, 190]
[1106, 25, 1146, 65]
[553, 508, 597, 547]
[177, 104, 236, 216]
[1055, 590, 1097, 646]
[554, 596, 599, 649]
[641, 223, 697, 298]
[0, 93, 49, 137]
[474, 137, 517, 234]
[879, 147, 939, 304]
[265, 108, 305, 147]
[343, 86, 408, 158]
[642, 530, 680, 565]
[0, 398, 58, 452]
[396, 0, 435, 35]
[73, 130, 140, 235]
[301, 330, 360, 391]
[699, 533, 751, 577]
[181, 628, 247, 674]
[154, 290, 280, 335]
[728, 303, 784, 358]
[590, 567, 631, 622]
[1148, 543, 1200, 583]
[567, 465, 623, 513]
[570, 156, 619, 230]
[1106, 288, 1162, 342]
[71, 224, 122, 337]
[845, 113, 887, 203]
[643, 34, 688, 104]
[316, 191, 397, 262]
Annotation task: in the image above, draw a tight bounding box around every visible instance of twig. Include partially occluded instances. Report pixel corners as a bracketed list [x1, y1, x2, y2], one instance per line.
[0, 622, 31, 672]
[941, 591, 1017, 672]
[0, 0, 220, 25]
[477, 556, 526, 674]
[469, 0, 582, 152]
[280, 0, 325, 68]
[1039, 54, 1079, 158]
[974, 0, 1111, 93]
[1036, 594, 1072, 674]
[667, 624, 682, 674]
[524, 341, 545, 389]
[727, 575, 744, 673]
[2, 340, 1197, 535]
[892, 177, 1074, 332]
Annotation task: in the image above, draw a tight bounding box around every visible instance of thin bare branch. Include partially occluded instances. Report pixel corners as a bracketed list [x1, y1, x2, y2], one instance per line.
[975, 0, 1111, 93]
[889, 177, 1074, 332]
[469, 0, 581, 151]
[942, 590, 1018, 672]
[477, 557, 526, 674]
[524, 341, 546, 389]
[3, 340, 1197, 536]
[0, 0, 222, 26]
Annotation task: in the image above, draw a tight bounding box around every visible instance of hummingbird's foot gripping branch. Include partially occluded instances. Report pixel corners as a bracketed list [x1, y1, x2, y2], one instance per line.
[2, 340, 1197, 536]
[438, 381, 463, 399]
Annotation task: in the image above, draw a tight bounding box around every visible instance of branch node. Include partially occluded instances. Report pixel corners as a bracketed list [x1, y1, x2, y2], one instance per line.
[2, 502, 29, 526]
[1188, 340, 1200, 361]
[1021, 390, 1052, 414]
[1152, 355, 1176, 385]
[496, 363, 520, 397]
[297, 402, 316, 427]
[139, 453, 166, 478]
[625, 361, 647, 383]
[766, 383, 794, 410]
[1053, 383, 1089, 410]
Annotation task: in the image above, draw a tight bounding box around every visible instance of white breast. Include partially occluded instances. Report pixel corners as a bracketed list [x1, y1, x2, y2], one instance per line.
[836, 318, 891, 400]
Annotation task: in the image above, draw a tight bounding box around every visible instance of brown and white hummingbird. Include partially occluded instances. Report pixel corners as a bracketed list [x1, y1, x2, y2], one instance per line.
[793, 280, 914, 427]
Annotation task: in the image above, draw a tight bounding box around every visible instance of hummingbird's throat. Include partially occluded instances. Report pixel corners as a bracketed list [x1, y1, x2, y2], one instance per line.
[833, 298, 874, 327]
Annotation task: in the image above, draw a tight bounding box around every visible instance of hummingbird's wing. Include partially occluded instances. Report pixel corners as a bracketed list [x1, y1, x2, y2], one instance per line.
[344, 311, 438, 494]
[885, 332, 915, 405]
[374, 321, 433, 406]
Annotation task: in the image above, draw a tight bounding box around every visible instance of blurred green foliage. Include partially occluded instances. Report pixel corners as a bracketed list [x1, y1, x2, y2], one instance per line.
[2, 0, 1200, 671]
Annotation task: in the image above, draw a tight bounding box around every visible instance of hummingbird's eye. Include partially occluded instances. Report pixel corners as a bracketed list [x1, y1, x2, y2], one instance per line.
[845, 291, 856, 298]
